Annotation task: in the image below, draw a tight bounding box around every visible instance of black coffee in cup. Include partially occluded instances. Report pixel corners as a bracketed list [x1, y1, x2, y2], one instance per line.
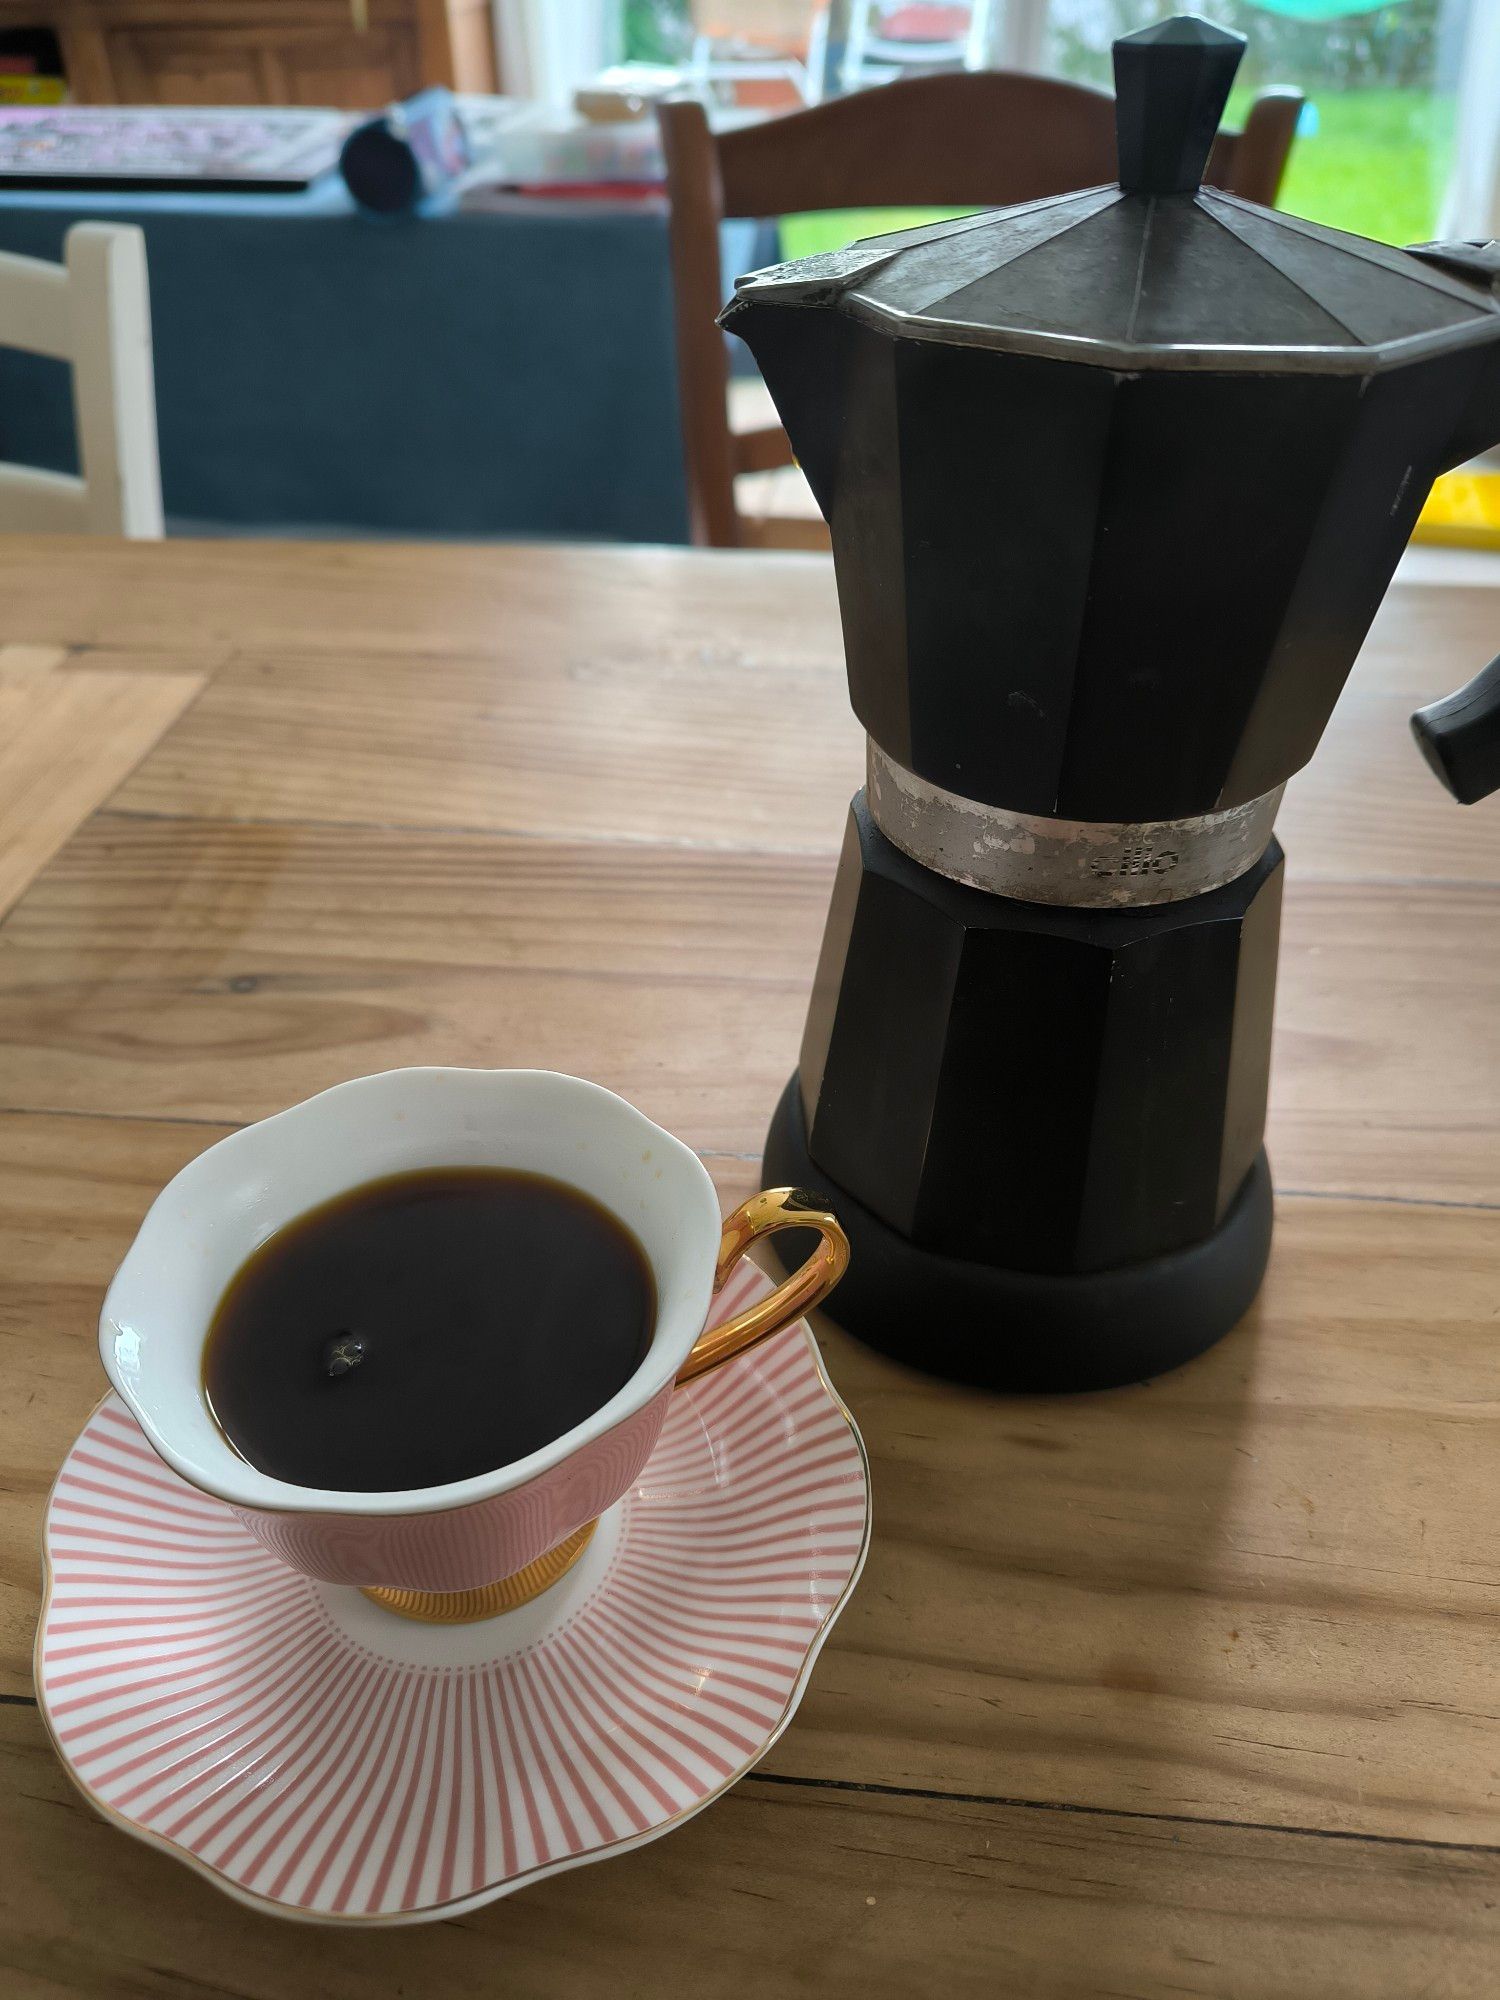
[202, 1167, 656, 1492]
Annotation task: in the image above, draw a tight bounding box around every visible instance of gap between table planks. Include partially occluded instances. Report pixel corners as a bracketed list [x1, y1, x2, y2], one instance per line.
[4, 1110, 1500, 1858]
[2, 540, 1499, 1992]
[0, 536, 1492, 880]
[1, 813, 1499, 1200]
[1, 1706, 1496, 2000]
[96, 563, 1500, 886]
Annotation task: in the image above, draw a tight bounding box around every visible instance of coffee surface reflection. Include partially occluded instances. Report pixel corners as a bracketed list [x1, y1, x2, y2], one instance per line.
[203, 1167, 656, 1492]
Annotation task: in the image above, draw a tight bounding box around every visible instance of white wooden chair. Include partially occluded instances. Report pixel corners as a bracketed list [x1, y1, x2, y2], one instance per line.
[0, 222, 163, 538]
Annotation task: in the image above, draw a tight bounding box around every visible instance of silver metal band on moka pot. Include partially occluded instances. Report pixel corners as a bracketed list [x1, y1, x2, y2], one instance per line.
[865, 742, 1284, 909]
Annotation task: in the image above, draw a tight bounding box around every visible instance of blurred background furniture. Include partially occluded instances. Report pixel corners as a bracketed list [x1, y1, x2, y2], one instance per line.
[659, 67, 1302, 550]
[0, 2, 1489, 547]
[0, 182, 687, 538]
[0, 218, 160, 534]
[842, 1, 993, 85]
[686, 0, 811, 109]
[0, 0, 497, 109]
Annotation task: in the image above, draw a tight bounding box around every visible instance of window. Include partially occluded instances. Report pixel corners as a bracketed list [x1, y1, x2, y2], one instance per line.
[616, 1, 1491, 245]
[1048, 1, 1467, 244]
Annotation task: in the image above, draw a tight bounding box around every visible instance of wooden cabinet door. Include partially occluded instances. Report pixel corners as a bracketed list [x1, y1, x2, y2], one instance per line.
[276, 26, 422, 105]
[103, 22, 422, 108]
[105, 29, 270, 103]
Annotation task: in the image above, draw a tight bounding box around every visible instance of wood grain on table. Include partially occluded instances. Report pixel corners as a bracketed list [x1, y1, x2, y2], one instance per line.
[0, 539, 1497, 1998]
[0, 642, 206, 921]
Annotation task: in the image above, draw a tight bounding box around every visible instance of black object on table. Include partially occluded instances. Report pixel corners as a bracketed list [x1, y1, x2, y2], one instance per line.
[728, 14, 1500, 1390]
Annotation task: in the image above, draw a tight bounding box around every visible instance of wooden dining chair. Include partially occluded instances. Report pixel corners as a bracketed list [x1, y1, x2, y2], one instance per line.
[659, 71, 1303, 550]
[0, 222, 163, 538]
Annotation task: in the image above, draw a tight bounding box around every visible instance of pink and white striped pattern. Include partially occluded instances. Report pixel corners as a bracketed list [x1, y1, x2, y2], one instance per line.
[223, 1254, 773, 1595]
[37, 1319, 869, 1924]
[230, 1381, 676, 1594]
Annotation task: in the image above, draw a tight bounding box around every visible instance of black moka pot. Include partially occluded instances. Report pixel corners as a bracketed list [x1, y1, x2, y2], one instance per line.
[725, 15, 1500, 1392]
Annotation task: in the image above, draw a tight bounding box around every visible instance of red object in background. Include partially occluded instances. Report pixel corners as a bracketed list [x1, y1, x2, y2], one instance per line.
[878, 5, 970, 41]
[731, 77, 806, 109]
[0, 57, 37, 73]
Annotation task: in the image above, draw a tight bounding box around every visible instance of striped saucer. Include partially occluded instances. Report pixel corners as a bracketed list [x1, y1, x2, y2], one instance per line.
[35, 1307, 869, 1926]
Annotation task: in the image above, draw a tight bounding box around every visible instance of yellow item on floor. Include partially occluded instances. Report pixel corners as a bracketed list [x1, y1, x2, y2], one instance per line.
[0, 78, 65, 104]
[1413, 469, 1500, 550]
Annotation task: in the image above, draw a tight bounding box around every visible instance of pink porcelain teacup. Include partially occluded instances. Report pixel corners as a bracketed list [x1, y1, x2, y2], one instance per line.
[99, 1068, 848, 1621]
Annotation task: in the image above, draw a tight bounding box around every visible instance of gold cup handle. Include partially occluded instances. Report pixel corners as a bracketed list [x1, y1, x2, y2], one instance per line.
[675, 1188, 850, 1386]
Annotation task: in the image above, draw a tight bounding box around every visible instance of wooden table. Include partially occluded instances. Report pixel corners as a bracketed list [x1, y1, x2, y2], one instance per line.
[1, 538, 1498, 1998]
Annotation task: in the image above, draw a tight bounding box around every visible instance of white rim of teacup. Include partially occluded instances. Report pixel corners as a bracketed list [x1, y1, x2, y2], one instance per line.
[99, 1069, 725, 1518]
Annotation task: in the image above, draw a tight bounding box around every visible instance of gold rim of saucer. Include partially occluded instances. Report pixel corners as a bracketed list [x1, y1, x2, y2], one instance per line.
[360, 1518, 599, 1624]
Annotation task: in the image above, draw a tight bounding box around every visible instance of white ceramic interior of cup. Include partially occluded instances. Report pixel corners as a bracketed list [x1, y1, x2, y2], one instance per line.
[99, 1068, 724, 1516]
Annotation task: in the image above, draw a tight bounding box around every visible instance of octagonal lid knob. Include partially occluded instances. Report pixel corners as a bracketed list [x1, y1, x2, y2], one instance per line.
[1113, 14, 1245, 196]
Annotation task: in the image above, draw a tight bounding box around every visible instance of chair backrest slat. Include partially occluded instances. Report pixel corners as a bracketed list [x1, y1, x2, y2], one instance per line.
[716, 72, 1119, 217]
[0, 222, 163, 539]
[66, 225, 164, 538]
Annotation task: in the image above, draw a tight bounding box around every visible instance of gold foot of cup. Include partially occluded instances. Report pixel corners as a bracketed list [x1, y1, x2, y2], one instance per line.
[360, 1519, 599, 1624]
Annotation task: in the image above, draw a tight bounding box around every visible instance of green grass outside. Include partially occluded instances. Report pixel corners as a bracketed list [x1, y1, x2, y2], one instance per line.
[775, 87, 1453, 262]
[779, 205, 971, 262]
[1269, 88, 1453, 247]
